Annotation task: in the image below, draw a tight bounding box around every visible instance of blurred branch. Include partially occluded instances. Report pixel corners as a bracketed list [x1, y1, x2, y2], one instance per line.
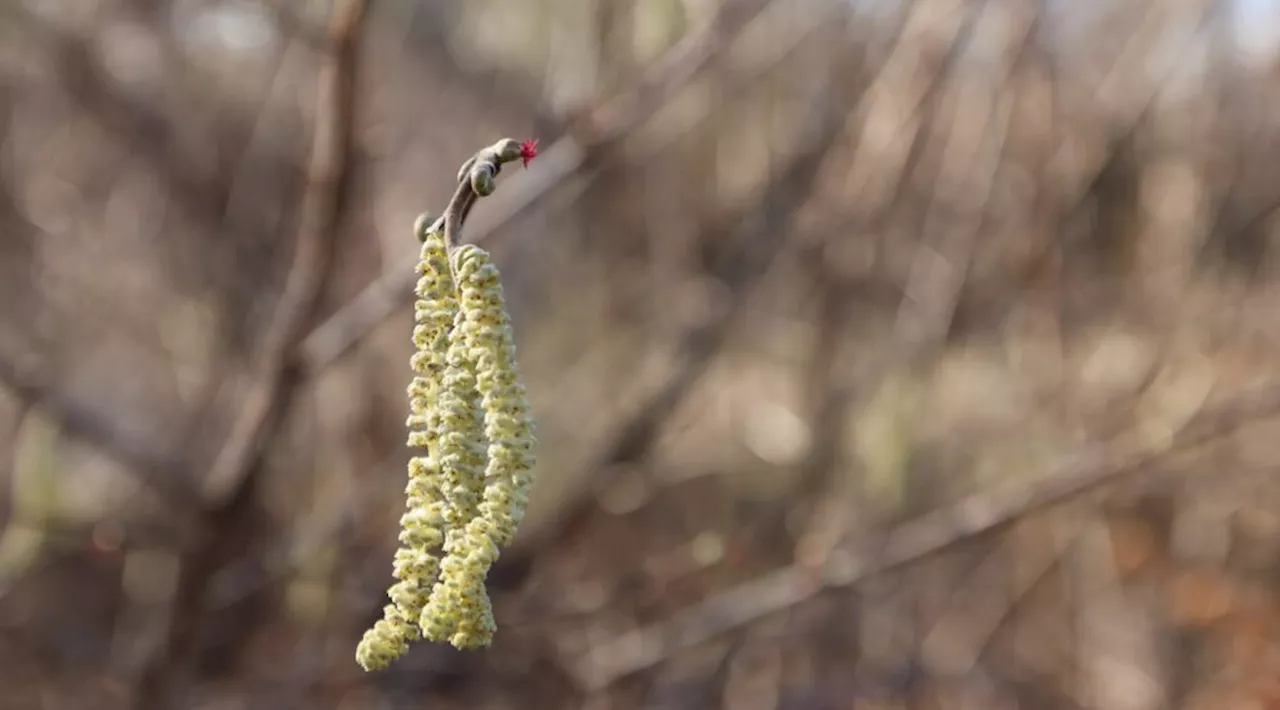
[197, 0, 364, 506]
[296, 0, 775, 373]
[0, 401, 38, 595]
[133, 0, 368, 706]
[571, 377, 1280, 690]
[577, 0, 771, 149]
[790, 0, 991, 549]
[404, 2, 549, 122]
[1019, 0, 1214, 300]
[1052, 0, 1214, 209]
[268, 0, 550, 149]
[0, 357, 201, 512]
[20, 9, 300, 245]
[0, 3, 342, 516]
[496, 19, 866, 582]
[517, 0, 977, 582]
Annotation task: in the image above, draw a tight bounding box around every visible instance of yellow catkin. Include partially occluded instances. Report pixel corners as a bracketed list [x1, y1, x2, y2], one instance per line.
[441, 518, 499, 649]
[419, 526, 497, 648]
[359, 207, 539, 665]
[356, 225, 456, 671]
[417, 245, 536, 650]
[452, 244, 537, 548]
[418, 301, 489, 644]
[413, 245, 537, 651]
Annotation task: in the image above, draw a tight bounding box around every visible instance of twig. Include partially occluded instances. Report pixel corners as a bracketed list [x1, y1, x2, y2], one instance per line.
[500, 0, 960, 582]
[197, 0, 365, 506]
[497, 18, 865, 577]
[296, 0, 774, 374]
[571, 379, 1280, 689]
[0, 357, 202, 513]
[17, 6, 302, 254]
[0, 2, 318, 513]
[581, 0, 772, 148]
[790, 0, 989, 555]
[132, 1, 367, 706]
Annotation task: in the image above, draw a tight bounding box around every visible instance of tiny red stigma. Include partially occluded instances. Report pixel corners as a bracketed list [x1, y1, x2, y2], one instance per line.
[519, 138, 539, 168]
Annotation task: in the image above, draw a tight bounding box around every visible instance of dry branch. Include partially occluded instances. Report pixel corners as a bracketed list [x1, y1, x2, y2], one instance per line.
[0, 357, 202, 514]
[789, 0, 994, 551]
[198, 0, 364, 504]
[132, 1, 367, 706]
[572, 379, 1280, 689]
[296, 0, 775, 374]
[495, 27, 869, 585]
[503, 0, 977, 581]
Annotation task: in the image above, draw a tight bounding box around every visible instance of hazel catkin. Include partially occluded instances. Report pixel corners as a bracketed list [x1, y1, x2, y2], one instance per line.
[451, 244, 537, 548]
[355, 225, 457, 671]
[359, 146, 540, 667]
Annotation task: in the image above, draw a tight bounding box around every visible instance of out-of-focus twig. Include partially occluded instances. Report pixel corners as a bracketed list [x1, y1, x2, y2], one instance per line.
[19, 7, 301, 250]
[0, 3, 314, 514]
[296, 0, 774, 374]
[133, 1, 367, 706]
[0, 401, 40, 597]
[789, 0, 989, 555]
[508, 0, 968, 581]
[1039, 0, 1215, 241]
[197, 0, 365, 506]
[498, 17, 865, 578]
[571, 378, 1280, 690]
[0, 357, 201, 512]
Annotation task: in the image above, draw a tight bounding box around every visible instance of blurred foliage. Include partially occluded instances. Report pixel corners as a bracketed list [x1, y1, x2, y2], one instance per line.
[3, 0, 1280, 708]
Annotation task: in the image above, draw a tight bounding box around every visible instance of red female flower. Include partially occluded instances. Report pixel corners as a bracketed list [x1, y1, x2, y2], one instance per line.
[519, 139, 539, 168]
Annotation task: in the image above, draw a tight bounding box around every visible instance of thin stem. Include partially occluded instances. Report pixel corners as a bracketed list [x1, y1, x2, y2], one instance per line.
[435, 137, 536, 249]
[442, 178, 477, 249]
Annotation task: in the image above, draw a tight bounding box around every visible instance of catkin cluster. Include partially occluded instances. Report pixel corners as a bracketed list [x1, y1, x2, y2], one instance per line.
[356, 218, 536, 671]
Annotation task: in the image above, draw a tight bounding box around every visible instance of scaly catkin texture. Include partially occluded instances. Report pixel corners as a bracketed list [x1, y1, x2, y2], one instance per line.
[414, 245, 537, 650]
[453, 244, 537, 548]
[358, 140, 541, 667]
[418, 301, 490, 645]
[356, 226, 456, 671]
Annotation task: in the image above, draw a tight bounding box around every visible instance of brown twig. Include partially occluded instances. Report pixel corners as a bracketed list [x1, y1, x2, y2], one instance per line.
[788, 0, 988, 556]
[0, 357, 203, 514]
[296, 0, 775, 374]
[17, 6, 303, 261]
[132, 1, 367, 706]
[495, 18, 865, 581]
[0, 2, 315, 514]
[500, 0, 958, 584]
[571, 379, 1280, 690]
[197, 0, 365, 506]
[581, 0, 772, 148]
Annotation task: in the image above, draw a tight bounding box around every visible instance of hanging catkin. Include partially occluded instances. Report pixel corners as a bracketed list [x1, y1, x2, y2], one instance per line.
[358, 138, 539, 670]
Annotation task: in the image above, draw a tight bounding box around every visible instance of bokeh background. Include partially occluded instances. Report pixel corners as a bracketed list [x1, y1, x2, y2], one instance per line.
[3, 0, 1280, 708]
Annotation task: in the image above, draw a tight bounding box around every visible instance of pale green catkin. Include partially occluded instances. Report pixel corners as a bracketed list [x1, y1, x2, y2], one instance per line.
[356, 226, 456, 671]
[452, 244, 537, 548]
[415, 244, 537, 650]
[417, 300, 490, 646]
[358, 139, 540, 667]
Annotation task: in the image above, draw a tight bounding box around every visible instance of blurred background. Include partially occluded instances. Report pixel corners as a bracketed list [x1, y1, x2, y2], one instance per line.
[3, 0, 1280, 708]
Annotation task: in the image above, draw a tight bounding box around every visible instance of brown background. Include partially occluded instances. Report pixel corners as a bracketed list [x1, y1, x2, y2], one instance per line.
[2, 1, 1280, 708]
